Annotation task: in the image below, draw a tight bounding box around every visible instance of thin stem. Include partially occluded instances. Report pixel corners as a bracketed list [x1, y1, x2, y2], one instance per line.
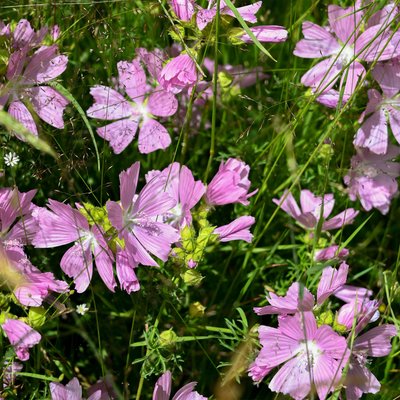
[204, 0, 220, 182]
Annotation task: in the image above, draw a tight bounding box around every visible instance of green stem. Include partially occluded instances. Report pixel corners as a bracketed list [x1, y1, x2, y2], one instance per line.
[204, 0, 220, 182]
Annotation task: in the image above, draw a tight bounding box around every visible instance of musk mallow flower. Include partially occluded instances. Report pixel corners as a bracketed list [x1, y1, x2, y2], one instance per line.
[344, 324, 397, 399]
[214, 215, 255, 243]
[196, 0, 262, 31]
[1, 242, 68, 307]
[32, 200, 116, 293]
[153, 370, 207, 400]
[249, 312, 349, 400]
[159, 53, 198, 95]
[1, 43, 68, 138]
[87, 59, 178, 154]
[145, 162, 205, 228]
[314, 245, 349, 262]
[1, 319, 41, 361]
[169, 0, 195, 21]
[205, 158, 257, 206]
[237, 25, 288, 44]
[50, 377, 104, 400]
[106, 162, 180, 267]
[354, 60, 400, 155]
[344, 145, 400, 215]
[293, 2, 400, 106]
[273, 189, 358, 231]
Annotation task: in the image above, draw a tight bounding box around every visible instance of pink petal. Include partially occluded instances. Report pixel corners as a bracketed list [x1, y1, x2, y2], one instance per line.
[268, 356, 311, 400]
[372, 59, 400, 98]
[179, 165, 205, 211]
[106, 200, 124, 231]
[300, 190, 334, 219]
[354, 109, 388, 154]
[87, 85, 133, 120]
[138, 118, 171, 154]
[273, 191, 301, 220]
[317, 263, 349, 305]
[153, 371, 171, 400]
[117, 60, 147, 103]
[24, 45, 68, 84]
[354, 324, 397, 357]
[301, 58, 341, 93]
[389, 107, 400, 145]
[125, 233, 158, 267]
[92, 227, 116, 292]
[173, 382, 205, 400]
[28, 86, 69, 129]
[120, 161, 140, 210]
[322, 208, 359, 230]
[6, 49, 27, 80]
[356, 25, 400, 62]
[345, 361, 380, 399]
[313, 355, 344, 400]
[2, 319, 41, 361]
[214, 215, 255, 243]
[60, 243, 93, 293]
[223, 1, 262, 24]
[279, 312, 317, 342]
[294, 22, 340, 58]
[341, 61, 365, 100]
[328, 4, 363, 44]
[50, 378, 83, 400]
[240, 25, 288, 44]
[196, 8, 217, 31]
[97, 119, 139, 154]
[8, 100, 38, 137]
[116, 248, 140, 294]
[147, 90, 178, 117]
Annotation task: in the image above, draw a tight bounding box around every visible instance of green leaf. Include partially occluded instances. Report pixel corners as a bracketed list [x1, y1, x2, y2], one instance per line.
[0, 109, 57, 158]
[48, 81, 101, 171]
[222, 0, 276, 61]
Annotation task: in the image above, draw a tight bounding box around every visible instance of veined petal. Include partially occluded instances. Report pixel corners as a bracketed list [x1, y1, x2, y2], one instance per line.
[28, 86, 69, 129]
[120, 162, 140, 210]
[87, 85, 133, 120]
[328, 4, 363, 44]
[294, 22, 340, 58]
[147, 90, 178, 117]
[97, 119, 139, 154]
[118, 60, 147, 103]
[8, 101, 38, 137]
[317, 263, 348, 305]
[138, 119, 171, 154]
[354, 324, 397, 357]
[153, 371, 171, 400]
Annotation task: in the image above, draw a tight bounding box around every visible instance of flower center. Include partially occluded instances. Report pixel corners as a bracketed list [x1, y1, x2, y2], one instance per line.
[337, 45, 355, 66]
[297, 340, 322, 367]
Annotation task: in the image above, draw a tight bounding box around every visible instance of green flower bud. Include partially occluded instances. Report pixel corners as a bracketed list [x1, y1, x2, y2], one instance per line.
[159, 329, 178, 347]
[189, 301, 206, 318]
[181, 269, 203, 286]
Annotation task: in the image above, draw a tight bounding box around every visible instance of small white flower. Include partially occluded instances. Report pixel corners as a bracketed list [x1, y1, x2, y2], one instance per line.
[76, 303, 89, 315]
[4, 152, 20, 167]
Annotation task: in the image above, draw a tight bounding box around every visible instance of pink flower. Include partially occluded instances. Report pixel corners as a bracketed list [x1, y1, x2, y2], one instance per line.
[214, 215, 255, 242]
[239, 25, 288, 43]
[10, 19, 47, 50]
[116, 246, 140, 294]
[294, 3, 400, 107]
[2, 319, 41, 361]
[33, 200, 116, 293]
[314, 245, 349, 262]
[344, 145, 400, 214]
[87, 59, 177, 154]
[196, 0, 262, 31]
[345, 325, 397, 399]
[354, 60, 400, 154]
[169, 0, 195, 21]
[106, 162, 179, 267]
[317, 262, 349, 305]
[254, 282, 314, 316]
[145, 162, 205, 228]
[2, 38, 68, 137]
[273, 189, 358, 231]
[153, 371, 207, 400]
[159, 53, 198, 94]
[249, 312, 349, 399]
[1, 242, 68, 307]
[205, 158, 256, 206]
[50, 377, 104, 400]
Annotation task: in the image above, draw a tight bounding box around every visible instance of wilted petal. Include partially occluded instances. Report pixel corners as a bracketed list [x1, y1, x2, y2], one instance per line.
[116, 248, 140, 294]
[214, 215, 255, 243]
